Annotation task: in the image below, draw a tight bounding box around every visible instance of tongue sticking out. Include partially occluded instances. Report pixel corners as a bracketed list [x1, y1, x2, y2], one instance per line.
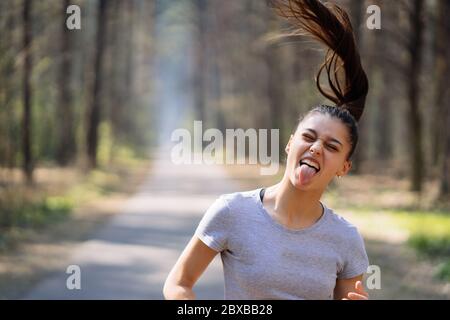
[298, 164, 317, 186]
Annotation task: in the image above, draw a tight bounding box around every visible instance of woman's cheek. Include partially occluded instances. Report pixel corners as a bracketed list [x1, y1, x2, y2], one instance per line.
[320, 164, 335, 180]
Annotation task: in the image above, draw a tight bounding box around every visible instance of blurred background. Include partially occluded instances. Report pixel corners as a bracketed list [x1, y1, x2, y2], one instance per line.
[0, 0, 449, 299]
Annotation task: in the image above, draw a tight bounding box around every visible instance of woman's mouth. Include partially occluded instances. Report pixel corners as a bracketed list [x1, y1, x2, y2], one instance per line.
[296, 158, 320, 186]
[298, 159, 320, 173]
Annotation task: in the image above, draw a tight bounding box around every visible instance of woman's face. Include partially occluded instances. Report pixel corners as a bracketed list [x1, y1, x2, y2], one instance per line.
[285, 113, 353, 192]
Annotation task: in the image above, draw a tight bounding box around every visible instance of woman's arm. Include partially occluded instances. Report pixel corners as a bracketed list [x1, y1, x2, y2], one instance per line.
[334, 275, 369, 300]
[163, 235, 218, 300]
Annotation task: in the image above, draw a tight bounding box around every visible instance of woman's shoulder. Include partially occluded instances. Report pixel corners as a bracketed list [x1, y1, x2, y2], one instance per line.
[217, 188, 261, 210]
[323, 205, 364, 240]
[201, 189, 260, 225]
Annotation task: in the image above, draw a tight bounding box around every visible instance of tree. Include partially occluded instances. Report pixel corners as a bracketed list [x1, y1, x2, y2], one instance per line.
[86, 0, 108, 169]
[22, 0, 33, 184]
[265, 16, 286, 158]
[440, 105, 450, 198]
[437, 0, 450, 198]
[192, 0, 207, 123]
[433, 0, 450, 171]
[373, 0, 393, 162]
[56, 0, 76, 166]
[407, 0, 425, 192]
[348, 0, 366, 173]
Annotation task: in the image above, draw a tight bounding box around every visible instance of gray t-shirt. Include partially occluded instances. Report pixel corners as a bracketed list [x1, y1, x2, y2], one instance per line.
[194, 188, 369, 300]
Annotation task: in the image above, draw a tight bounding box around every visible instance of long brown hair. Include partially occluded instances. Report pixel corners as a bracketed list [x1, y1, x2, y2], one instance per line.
[269, 0, 369, 122]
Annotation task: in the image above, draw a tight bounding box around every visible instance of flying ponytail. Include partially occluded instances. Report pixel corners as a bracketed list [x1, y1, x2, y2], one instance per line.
[268, 0, 369, 122]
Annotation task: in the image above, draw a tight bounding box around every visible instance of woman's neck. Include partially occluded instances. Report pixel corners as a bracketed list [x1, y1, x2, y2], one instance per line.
[263, 178, 323, 229]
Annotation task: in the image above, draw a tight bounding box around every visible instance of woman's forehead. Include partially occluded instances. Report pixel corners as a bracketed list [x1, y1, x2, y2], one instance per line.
[297, 114, 349, 141]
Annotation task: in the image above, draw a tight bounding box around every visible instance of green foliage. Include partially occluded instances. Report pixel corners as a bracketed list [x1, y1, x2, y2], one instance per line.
[408, 234, 450, 257]
[388, 211, 450, 282]
[324, 205, 450, 282]
[96, 121, 149, 169]
[0, 196, 73, 230]
[436, 260, 450, 281]
[0, 143, 147, 250]
[395, 211, 450, 238]
[363, 210, 450, 262]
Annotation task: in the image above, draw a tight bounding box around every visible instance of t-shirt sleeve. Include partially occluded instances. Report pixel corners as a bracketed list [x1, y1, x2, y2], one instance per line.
[337, 228, 370, 280]
[194, 196, 230, 252]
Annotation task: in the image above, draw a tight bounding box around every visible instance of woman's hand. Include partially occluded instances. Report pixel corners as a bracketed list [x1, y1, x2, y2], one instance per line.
[342, 281, 369, 300]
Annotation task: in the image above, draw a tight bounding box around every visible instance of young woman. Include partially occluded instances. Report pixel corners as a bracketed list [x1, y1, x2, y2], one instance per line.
[164, 0, 370, 300]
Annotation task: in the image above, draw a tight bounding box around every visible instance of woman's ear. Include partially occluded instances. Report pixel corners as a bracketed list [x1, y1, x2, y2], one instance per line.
[338, 160, 352, 177]
[285, 134, 294, 155]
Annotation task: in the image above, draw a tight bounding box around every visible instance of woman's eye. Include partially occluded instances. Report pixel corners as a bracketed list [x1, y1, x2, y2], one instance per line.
[327, 144, 338, 151]
[303, 134, 314, 141]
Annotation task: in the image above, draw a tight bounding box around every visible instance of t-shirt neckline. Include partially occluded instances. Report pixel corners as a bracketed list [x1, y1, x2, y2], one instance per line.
[255, 187, 328, 234]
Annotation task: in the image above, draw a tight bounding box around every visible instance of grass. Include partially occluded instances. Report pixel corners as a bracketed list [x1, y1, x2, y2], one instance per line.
[0, 142, 149, 252]
[408, 235, 450, 257]
[398, 213, 450, 281]
[0, 195, 73, 251]
[331, 207, 450, 282]
[324, 177, 450, 282]
[12, 196, 73, 228]
[366, 209, 450, 256]
[437, 261, 450, 281]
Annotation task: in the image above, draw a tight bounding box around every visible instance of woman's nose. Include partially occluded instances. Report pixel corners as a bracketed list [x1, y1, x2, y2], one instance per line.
[309, 141, 323, 155]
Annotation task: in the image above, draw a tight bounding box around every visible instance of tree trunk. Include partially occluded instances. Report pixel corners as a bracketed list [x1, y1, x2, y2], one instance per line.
[265, 19, 285, 158]
[432, 0, 449, 175]
[123, 0, 135, 134]
[207, 2, 224, 131]
[349, 0, 364, 46]
[0, 5, 17, 170]
[348, 0, 366, 173]
[212, 0, 233, 129]
[440, 108, 450, 197]
[193, 0, 207, 122]
[22, 0, 33, 184]
[438, 0, 450, 198]
[375, 0, 392, 162]
[376, 68, 392, 161]
[56, 0, 76, 166]
[407, 0, 424, 192]
[86, 0, 108, 169]
[107, 0, 123, 142]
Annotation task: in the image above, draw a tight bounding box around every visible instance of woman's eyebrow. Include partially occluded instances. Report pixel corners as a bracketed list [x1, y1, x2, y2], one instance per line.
[305, 128, 343, 146]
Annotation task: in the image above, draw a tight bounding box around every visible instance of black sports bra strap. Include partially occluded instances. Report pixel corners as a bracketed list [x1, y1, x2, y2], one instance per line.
[259, 188, 266, 202]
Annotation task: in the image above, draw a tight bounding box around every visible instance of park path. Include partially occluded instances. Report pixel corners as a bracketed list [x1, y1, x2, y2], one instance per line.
[24, 151, 239, 299]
